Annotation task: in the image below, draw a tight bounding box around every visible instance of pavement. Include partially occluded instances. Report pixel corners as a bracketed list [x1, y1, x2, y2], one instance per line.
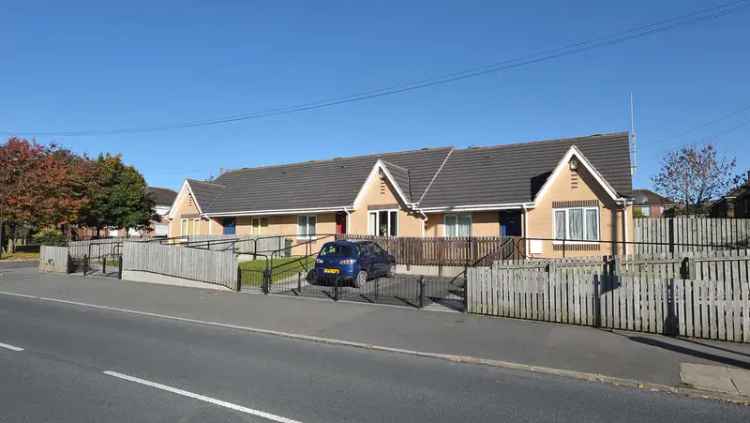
[2, 283, 750, 422]
[1, 266, 750, 402]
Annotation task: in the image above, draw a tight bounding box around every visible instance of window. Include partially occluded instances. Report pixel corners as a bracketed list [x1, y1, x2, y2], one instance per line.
[319, 242, 358, 257]
[297, 215, 316, 239]
[249, 217, 268, 235]
[222, 218, 236, 235]
[639, 206, 651, 217]
[445, 214, 471, 237]
[553, 207, 599, 242]
[181, 218, 197, 236]
[367, 210, 398, 236]
[193, 218, 201, 235]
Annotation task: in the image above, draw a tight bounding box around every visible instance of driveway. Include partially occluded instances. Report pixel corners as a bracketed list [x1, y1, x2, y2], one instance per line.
[274, 272, 464, 311]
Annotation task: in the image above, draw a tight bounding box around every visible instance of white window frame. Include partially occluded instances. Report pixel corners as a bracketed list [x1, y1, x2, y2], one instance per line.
[443, 213, 472, 238]
[297, 215, 317, 240]
[249, 217, 267, 235]
[367, 209, 399, 237]
[180, 218, 188, 236]
[193, 218, 201, 235]
[552, 207, 599, 244]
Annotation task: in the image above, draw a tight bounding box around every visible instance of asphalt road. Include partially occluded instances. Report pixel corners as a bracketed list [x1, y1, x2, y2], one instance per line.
[1, 294, 749, 422]
[0, 260, 37, 270]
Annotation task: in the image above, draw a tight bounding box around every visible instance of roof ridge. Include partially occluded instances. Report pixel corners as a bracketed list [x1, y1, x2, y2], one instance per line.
[418, 148, 454, 204]
[381, 160, 409, 173]
[216, 146, 453, 177]
[455, 132, 629, 153]
[187, 178, 226, 188]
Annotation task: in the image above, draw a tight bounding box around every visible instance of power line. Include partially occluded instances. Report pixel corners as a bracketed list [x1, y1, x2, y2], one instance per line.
[655, 103, 750, 144]
[4, 0, 749, 137]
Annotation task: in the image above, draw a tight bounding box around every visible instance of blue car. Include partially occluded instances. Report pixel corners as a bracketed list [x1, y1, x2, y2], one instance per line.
[309, 240, 395, 287]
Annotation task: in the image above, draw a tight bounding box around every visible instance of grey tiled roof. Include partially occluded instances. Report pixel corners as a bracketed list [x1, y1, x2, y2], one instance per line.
[419, 132, 632, 208]
[203, 148, 452, 214]
[382, 161, 412, 203]
[186, 179, 225, 212]
[187, 132, 632, 214]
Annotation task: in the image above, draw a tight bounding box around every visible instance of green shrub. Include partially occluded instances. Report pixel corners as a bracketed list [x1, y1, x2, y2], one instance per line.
[32, 228, 67, 246]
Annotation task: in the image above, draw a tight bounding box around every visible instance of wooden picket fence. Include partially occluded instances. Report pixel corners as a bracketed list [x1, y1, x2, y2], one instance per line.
[122, 242, 238, 290]
[467, 251, 750, 343]
[634, 217, 750, 254]
[341, 235, 524, 265]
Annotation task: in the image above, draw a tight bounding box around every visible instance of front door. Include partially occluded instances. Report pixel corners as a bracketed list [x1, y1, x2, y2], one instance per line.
[335, 212, 347, 235]
[499, 211, 522, 237]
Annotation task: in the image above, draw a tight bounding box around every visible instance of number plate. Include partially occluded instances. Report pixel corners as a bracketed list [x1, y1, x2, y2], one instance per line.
[324, 268, 340, 274]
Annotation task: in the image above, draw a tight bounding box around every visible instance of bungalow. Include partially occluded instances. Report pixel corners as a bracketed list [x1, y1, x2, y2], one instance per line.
[168, 132, 635, 258]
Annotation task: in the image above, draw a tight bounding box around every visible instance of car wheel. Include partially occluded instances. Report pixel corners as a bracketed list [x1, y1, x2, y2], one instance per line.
[354, 270, 368, 288]
[386, 264, 395, 278]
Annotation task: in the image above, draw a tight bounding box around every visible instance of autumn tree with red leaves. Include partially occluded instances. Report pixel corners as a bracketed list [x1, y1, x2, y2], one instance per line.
[0, 138, 94, 255]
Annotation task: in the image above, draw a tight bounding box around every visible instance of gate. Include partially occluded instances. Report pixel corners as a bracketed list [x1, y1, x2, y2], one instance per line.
[68, 240, 124, 278]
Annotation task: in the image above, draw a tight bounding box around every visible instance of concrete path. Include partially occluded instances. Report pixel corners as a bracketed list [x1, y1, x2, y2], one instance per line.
[1, 268, 750, 395]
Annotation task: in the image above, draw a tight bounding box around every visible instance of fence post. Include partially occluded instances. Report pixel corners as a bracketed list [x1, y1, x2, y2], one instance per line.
[83, 254, 89, 277]
[297, 272, 302, 293]
[262, 269, 270, 294]
[666, 278, 678, 336]
[418, 275, 425, 309]
[102, 255, 107, 275]
[463, 266, 469, 312]
[118, 255, 124, 280]
[334, 276, 340, 301]
[680, 257, 691, 279]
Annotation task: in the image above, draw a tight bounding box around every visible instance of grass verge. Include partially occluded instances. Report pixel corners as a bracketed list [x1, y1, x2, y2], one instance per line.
[239, 256, 315, 286]
[0, 251, 40, 261]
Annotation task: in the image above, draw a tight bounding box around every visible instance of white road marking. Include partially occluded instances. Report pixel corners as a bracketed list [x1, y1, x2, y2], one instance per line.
[103, 371, 302, 423]
[0, 342, 24, 352]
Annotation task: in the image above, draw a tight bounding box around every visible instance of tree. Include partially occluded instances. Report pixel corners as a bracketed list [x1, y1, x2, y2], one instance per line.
[78, 154, 154, 236]
[0, 138, 92, 254]
[652, 144, 738, 216]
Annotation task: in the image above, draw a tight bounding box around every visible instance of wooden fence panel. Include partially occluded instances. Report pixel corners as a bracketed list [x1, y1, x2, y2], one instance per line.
[39, 246, 70, 273]
[635, 217, 750, 253]
[122, 242, 238, 290]
[467, 251, 750, 342]
[343, 235, 523, 265]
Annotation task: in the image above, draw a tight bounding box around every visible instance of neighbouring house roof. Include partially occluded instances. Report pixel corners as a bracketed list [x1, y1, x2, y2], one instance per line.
[146, 187, 178, 207]
[632, 189, 672, 206]
[184, 132, 632, 216]
[419, 132, 632, 208]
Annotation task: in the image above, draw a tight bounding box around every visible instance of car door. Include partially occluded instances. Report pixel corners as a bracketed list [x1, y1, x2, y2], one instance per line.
[371, 244, 388, 277]
[358, 243, 374, 275]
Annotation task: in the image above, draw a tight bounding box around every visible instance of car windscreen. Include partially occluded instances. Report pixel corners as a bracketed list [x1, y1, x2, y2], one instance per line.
[319, 243, 358, 257]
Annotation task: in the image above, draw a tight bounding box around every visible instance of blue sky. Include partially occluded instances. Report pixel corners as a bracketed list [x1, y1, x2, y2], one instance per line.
[2, 1, 749, 191]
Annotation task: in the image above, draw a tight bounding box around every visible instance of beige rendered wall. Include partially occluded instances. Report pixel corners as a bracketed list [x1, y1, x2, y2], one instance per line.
[525, 160, 632, 258]
[167, 187, 210, 238]
[349, 170, 424, 237]
[231, 213, 337, 256]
